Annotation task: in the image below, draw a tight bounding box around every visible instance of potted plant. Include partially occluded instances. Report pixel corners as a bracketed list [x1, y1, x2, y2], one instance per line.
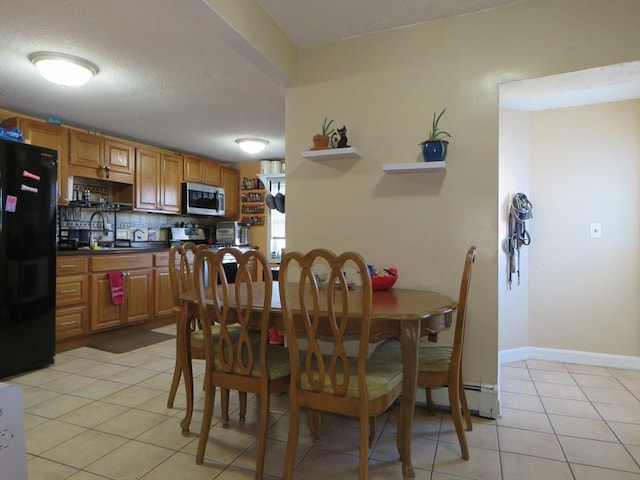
[312, 117, 335, 150]
[419, 108, 450, 162]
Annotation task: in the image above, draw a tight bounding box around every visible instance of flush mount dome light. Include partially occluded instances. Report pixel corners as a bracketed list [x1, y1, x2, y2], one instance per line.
[235, 138, 269, 154]
[29, 52, 99, 87]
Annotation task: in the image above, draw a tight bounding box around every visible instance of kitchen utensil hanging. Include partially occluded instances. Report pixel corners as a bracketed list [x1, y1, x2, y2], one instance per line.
[266, 181, 276, 210]
[275, 182, 285, 213]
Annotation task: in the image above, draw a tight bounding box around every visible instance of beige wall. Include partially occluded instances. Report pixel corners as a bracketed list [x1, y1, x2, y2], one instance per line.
[498, 108, 531, 351]
[529, 100, 640, 355]
[284, 0, 640, 385]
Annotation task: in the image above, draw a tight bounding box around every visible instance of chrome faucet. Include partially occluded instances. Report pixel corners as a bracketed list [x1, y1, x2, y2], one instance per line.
[89, 211, 107, 246]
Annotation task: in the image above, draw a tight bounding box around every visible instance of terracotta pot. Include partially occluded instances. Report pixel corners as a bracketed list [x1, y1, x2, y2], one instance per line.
[312, 134, 331, 150]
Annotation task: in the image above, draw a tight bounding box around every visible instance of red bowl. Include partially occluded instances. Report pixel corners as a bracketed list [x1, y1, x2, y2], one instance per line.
[371, 272, 398, 291]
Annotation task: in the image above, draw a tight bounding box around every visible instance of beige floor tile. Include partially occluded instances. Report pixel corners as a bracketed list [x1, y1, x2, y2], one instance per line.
[41, 429, 128, 469]
[607, 421, 640, 445]
[25, 394, 93, 419]
[549, 414, 618, 442]
[535, 382, 588, 401]
[618, 377, 640, 392]
[627, 444, 640, 464]
[558, 436, 639, 473]
[137, 371, 175, 391]
[135, 391, 186, 416]
[500, 451, 573, 480]
[496, 407, 553, 433]
[289, 446, 400, 479]
[582, 386, 640, 406]
[571, 462, 640, 479]
[266, 411, 315, 447]
[23, 412, 49, 431]
[232, 436, 300, 478]
[530, 370, 576, 385]
[594, 402, 640, 424]
[566, 364, 613, 376]
[65, 471, 113, 480]
[85, 439, 174, 479]
[610, 368, 640, 379]
[371, 430, 437, 470]
[500, 391, 545, 412]
[141, 451, 225, 479]
[181, 424, 258, 465]
[497, 426, 565, 460]
[214, 465, 281, 479]
[57, 400, 128, 428]
[19, 386, 61, 408]
[71, 379, 129, 400]
[49, 357, 104, 374]
[101, 384, 164, 408]
[27, 456, 78, 480]
[103, 365, 160, 385]
[80, 362, 132, 380]
[526, 360, 569, 372]
[503, 360, 527, 368]
[433, 442, 501, 479]
[438, 418, 498, 451]
[135, 417, 196, 450]
[94, 408, 167, 438]
[541, 397, 601, 419]
[26, 419, 86, 455]
[135, 357, 177, 372]
[11, 367, 69, 387]
[385, 404, 443, 439]
[40, 372, 99, 394]
[500, 378, 537, 395]
[572, 373, 626, 389]
[501, 365, 531, 380]
[108, 352, 156, 367]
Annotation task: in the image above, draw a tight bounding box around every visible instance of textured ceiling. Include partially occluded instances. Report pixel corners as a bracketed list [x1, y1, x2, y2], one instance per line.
[0, 0, 636, 164]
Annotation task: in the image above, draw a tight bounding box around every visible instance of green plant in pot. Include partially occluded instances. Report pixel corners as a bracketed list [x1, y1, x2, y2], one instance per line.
[312, 117, 335, 150]
[419, 108, 450, 162]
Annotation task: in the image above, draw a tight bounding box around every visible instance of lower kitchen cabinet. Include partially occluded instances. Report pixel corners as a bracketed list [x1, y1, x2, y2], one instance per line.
[89, 254, 154, 331]
[56, 257, 89, 340]
[153, 253, 174, 318]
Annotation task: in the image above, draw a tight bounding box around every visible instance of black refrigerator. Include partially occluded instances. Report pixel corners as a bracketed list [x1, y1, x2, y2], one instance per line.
[0, 139, 57, 379]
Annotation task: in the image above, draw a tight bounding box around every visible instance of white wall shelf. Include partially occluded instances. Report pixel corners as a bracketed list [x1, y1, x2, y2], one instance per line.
[257, 173, 285, 187]
[382, 161, 446, 173]
[302, 147, 361, 160]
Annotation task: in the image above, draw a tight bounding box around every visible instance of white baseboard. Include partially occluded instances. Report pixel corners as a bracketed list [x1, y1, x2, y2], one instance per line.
[499, 346, 640, 370]
[419, 381, 499, 420]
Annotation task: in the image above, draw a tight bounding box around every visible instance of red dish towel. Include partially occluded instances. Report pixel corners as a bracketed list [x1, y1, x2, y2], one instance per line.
[107, 271, 125, 305]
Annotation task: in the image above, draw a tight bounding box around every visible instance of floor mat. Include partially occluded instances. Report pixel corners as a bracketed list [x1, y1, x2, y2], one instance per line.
[87, 330, 175, 354]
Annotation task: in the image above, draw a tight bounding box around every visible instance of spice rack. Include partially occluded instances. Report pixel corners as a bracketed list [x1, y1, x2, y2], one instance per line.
[240, 176, 265, 225]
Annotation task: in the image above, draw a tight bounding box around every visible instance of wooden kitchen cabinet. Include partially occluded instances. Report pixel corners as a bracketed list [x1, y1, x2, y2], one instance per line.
[55, 256, 89, 340]
[69, 131, 135, 184]
[1, 116, 69, 203]
[153, 253, 174, 318]
[135, 147, 183, 213]
[89, 254, 153, 331]
[183, 155, 221, 185]
[220, 166, 240, 219]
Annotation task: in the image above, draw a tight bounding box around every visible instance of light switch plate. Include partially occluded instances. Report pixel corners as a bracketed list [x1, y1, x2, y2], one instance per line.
[590, 223, 602, 238]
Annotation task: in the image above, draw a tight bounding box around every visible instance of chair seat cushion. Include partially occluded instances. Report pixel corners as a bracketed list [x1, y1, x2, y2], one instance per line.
[191, 323, 242, 348]
[300, 354, 402, 399]
[213, 338, 291, 380]
[371, 339, 452, 373]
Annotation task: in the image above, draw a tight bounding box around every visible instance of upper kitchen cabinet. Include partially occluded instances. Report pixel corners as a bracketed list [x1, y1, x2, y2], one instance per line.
[69, 131, 135, 184]
[1, 116, 69, 204]
[183, 155, 221, 186]
[135, 147, 183, 213]
[220, 166, 240, 219]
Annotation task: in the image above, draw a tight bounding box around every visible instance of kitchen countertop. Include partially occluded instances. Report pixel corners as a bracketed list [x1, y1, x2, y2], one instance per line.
[57, 246, 170, 256]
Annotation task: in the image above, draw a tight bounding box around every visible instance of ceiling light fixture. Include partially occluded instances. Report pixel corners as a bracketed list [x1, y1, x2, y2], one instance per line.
[29, 52, 99, 87]
[235, 138, 269, 154]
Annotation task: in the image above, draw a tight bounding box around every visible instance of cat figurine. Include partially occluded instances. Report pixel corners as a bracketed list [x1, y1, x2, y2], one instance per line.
[335, 125, 349, 148]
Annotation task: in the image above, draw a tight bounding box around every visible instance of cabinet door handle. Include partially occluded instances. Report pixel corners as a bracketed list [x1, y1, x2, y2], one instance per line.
[59, 321, 76, 326]
[59, 289, 77, 294]
[59, 264, 75, 269]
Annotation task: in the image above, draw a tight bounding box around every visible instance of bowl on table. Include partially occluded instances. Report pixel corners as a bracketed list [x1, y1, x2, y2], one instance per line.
[371, 268, 398, 291]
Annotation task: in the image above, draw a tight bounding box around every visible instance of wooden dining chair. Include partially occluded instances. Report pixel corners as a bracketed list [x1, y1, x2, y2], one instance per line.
[193, 248, 290, 477]
[279, 249, 404, 480]
[166, 242, 245, 435]
[372, 245, 477, 460]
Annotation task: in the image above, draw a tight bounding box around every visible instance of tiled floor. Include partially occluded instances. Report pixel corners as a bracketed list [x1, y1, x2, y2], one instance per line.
[4, 326, 640, 479]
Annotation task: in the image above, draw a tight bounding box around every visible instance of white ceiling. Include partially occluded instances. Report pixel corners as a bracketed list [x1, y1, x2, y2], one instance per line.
[0, 0, 635, 164]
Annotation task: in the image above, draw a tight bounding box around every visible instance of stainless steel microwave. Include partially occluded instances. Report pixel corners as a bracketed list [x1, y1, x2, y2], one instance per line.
[182, 182, 225, 216]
